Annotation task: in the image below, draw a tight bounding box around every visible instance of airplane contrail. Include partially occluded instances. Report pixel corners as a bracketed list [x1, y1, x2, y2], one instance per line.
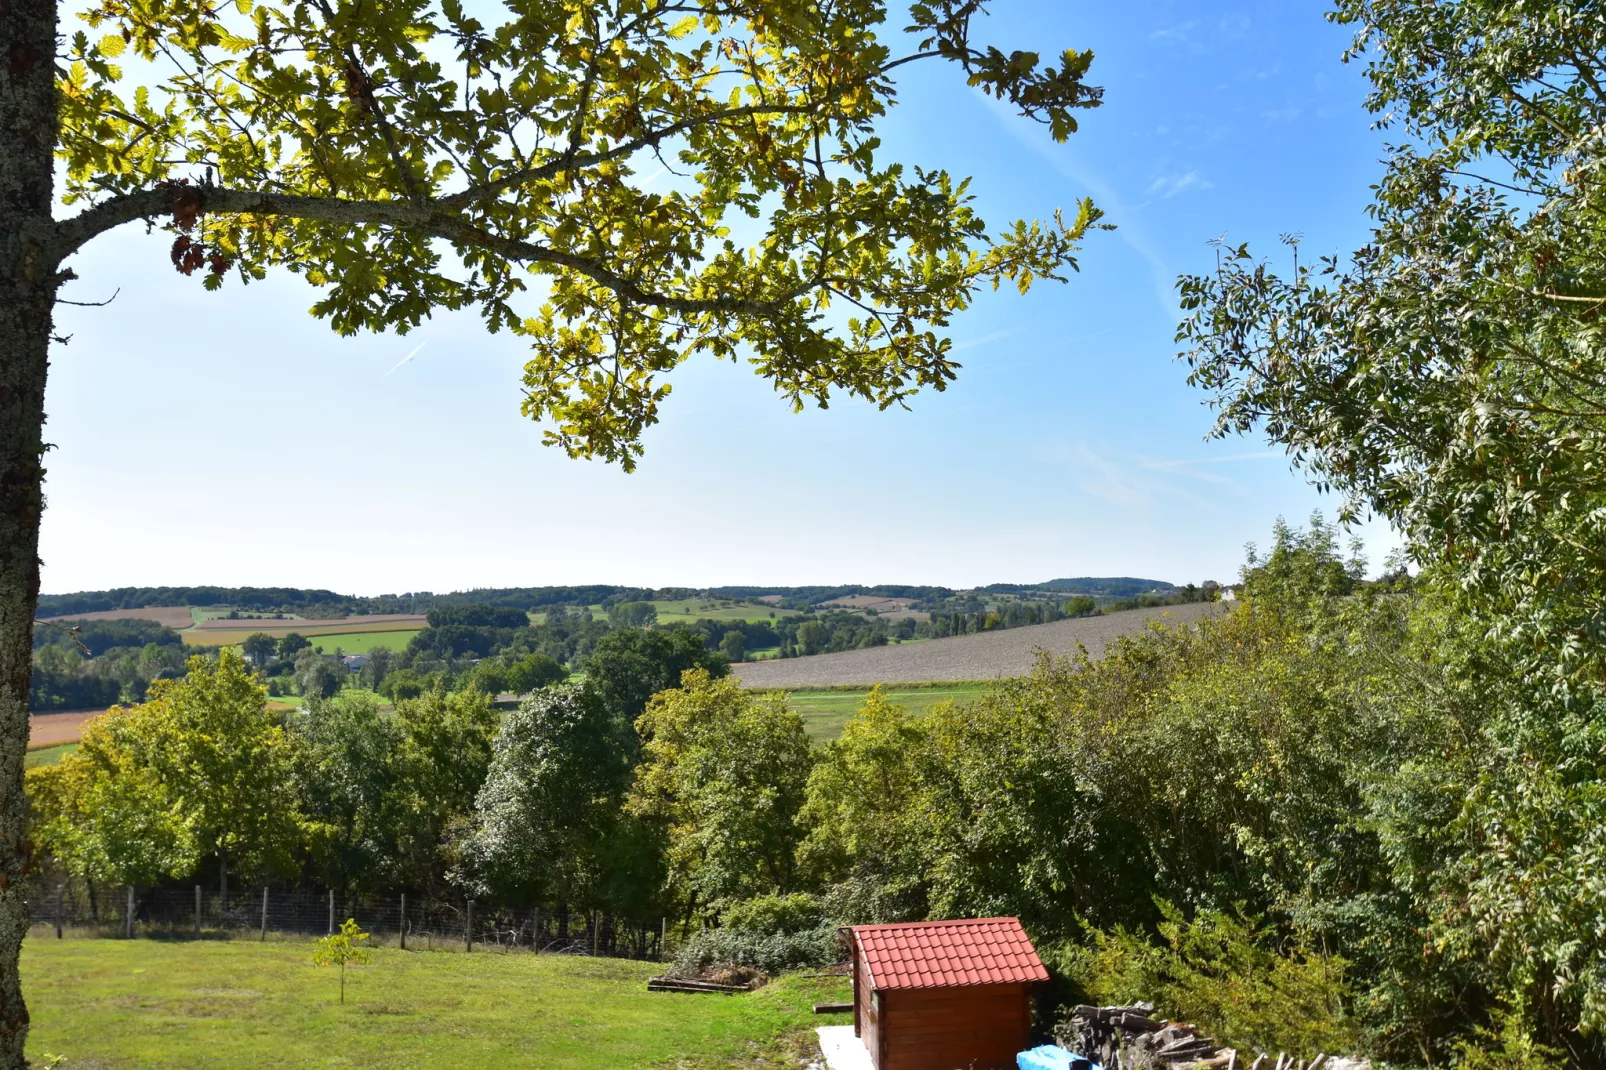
[382, 339, 428, 378]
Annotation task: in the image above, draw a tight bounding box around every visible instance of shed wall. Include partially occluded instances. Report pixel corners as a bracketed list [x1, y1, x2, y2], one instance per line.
[856, 947, 880, 1063]
[881, 982, 1030, 1070]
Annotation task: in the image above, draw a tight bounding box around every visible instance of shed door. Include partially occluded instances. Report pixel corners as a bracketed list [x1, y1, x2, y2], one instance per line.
[864, 989, 882, 1069]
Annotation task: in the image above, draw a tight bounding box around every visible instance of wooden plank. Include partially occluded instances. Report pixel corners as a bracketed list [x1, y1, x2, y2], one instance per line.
[645, 977, 747, 994]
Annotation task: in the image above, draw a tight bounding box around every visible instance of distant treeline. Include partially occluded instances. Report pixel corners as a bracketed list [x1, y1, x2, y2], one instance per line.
[706, 585, 957, 608]
[37, 578, 1199, 621]
[30, 618, 188, 712]
[979, 576, 1179, 599]
[40, 582, 1182, 619]
[36, 586, 359, 618]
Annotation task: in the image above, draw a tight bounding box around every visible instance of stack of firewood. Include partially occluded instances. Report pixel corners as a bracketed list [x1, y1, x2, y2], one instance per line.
[1056, 1004, 1370, 1070]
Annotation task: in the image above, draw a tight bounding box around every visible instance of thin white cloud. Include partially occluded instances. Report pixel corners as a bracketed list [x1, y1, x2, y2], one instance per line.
[1146, 171, 1212, 199]
[1150, 20, 1198, 42]
[1058, 443, 1229, 512]
[1140, 450, 1284, 471]
[951, 329, 1014, 351]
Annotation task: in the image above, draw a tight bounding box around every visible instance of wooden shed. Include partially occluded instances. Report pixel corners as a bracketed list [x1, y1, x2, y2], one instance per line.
[847, 917, 1049, 1070]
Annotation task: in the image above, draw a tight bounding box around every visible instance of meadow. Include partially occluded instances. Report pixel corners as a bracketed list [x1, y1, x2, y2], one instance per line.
[640, 600, 782, 624]
[267, 629, 421, 653]
[22, 937, 850, 1069]
[783, 684, 990, 739]
[24, 744, 76, 769]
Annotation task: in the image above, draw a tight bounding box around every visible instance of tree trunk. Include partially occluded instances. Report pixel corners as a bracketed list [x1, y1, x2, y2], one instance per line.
[0, 0, 61, 1063]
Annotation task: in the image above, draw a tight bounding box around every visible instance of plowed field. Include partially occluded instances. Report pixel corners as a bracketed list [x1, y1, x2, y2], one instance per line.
[38, 606, 195, 629]
[28, 710, 104, 749]
[732, 601, 1231, 688]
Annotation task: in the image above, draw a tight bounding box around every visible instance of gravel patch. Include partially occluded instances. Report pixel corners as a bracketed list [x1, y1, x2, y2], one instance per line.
[732, 602, 1232, 688]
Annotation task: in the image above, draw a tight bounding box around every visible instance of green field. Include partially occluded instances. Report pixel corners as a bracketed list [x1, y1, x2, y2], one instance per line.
[783, 684, 991, 739]
[651, 600, 784, 624]
[22, 938, 849, 1068]
[187, 627, 422, 650]
[24, 743, 77, 769]
[292, 630, 422, 654]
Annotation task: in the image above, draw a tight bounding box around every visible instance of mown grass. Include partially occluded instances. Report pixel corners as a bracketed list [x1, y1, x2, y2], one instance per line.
[24, 743, 77, 769]
[784, 685, 991, 739]
[23, 937, 850, 1069]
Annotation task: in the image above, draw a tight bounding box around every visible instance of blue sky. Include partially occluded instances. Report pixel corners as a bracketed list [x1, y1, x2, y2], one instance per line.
[40, 2, 1397, 596]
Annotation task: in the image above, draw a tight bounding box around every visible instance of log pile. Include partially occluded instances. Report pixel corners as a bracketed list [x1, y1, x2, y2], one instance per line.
[645, 976, 750, 994]
[1056, 1004, 1371, 1070]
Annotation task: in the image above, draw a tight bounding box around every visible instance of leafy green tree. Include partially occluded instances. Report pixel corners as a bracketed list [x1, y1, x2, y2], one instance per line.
[276, 634, 311, 660]
[465, 660, 507, 696]
[607, 602, 659, 630]
[291, 690, 410, 891]
[456, 686, 640, 911]
[27, 707, 199, 887]
[241, 632, 278, 667]
[629, 669, 813, 909]
[381, 668, 429, 702]
[1176, 5, 1606, 1054]
[796, 620, 828, 656]
[581, 627, 728, 756]
[312, 919, 372, 1005]
[294, 647, 343, 699]
[799, 686, 930, 922]
[391, 686, 498, 890]
[356, 646, 394, 692]
[1062, 595, 1097, 618]
[1, 0, 1109, 1049]
[503, 653, 567, 695]
[29, 649, 303, 890]
[718, 629, 745, 663]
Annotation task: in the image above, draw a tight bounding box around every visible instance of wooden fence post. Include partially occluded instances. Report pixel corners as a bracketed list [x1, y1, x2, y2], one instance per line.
[125, 885, 134, 939]
[194, 885, 201, 936]
[660, 916, 667, 961]
[54, 886, 62, 939]
[327, 889, 334, 935]
[399, 893, 407, 951]
[532, 906, 540, 952]
[465, 900, 474, 952]
[260, 887, 268, 942]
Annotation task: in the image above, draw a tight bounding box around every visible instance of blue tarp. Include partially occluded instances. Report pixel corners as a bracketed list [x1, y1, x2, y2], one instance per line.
[1017, 1045, 1096, 1070]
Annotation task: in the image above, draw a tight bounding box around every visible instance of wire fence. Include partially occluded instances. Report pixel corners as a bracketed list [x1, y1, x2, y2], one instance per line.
[26, 883, 678, 960]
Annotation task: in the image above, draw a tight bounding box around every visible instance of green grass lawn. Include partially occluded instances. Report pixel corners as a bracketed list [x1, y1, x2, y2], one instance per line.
[784, 685, 991, 739]
[23, 937, 850, 1068]
[24, 743, 77, 769]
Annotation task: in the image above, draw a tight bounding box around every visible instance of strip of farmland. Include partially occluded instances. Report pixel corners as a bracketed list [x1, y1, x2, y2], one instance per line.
[37, 606, 195, 629]
[190, 613, 427, 632]
[732, 602, 1231, 688]
[28, 710, 104, 749]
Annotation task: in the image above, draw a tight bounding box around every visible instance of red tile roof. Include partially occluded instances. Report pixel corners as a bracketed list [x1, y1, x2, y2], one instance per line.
[850, 917, 1049, 990]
